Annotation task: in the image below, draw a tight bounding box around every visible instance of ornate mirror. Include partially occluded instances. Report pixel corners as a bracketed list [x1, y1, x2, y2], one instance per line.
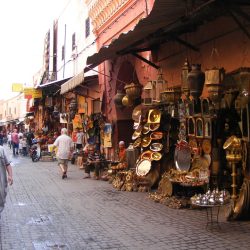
[201, 98, 210, 116]
[174, 140, 191, 172]
[204, 118, 212, 138]
[188, 117, 195, 136]
[196, 118, 204, 138]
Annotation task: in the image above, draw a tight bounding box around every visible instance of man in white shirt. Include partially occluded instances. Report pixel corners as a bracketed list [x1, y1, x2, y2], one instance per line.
[53, 128, 74, 179]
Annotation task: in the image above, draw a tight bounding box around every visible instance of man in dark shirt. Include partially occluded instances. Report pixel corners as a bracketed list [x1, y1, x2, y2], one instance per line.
[83, 145, 105, 180]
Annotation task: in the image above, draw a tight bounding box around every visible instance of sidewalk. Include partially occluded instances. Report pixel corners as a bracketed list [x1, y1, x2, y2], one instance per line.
[1, 144, 250, 250]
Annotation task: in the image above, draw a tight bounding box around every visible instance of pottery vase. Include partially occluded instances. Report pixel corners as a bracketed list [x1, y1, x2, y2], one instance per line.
[187, 64, 205, 100]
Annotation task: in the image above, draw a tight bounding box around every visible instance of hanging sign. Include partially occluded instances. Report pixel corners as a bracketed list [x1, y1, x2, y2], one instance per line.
[23, 87, 33, 99]
[32, 89, 42, 99]
[12, 83, 24, 92]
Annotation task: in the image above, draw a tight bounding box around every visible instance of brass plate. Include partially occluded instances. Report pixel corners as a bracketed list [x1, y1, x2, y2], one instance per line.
[141, 136, 151, 148]
[150, 143, 163, 152]
[132, 126, 142, 140]
[136, 159, 152, 176]
[189, 139, 197, 149]
[202, 139, 212, 154]
[150, 123, 160, 131]
[141, 150, 153, 160]
[152, 152, 162, 161]
[132, 105, 142, 122]
[223, 135, 241, 150]
[133, 138, 141, 148]
[150, 132, 163, 140]
[147, 109, 161, 124]
[142, 123, 150, 134]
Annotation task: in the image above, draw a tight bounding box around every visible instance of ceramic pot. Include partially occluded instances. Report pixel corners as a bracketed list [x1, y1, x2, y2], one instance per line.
[114, 90, 125, 108]
[187, 64, 205, 100]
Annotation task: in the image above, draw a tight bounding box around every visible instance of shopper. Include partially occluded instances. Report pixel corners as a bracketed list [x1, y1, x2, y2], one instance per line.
[0, 145, 13, 215]
[53, 128, 74, 179]
[11, 129, 19, 156]
[0, 131, 4, 146]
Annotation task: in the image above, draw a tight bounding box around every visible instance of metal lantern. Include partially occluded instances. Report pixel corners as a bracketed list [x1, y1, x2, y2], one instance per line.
[143, 81, 154, 105]
[156, 69, 167, 102]
[69, 99, 78, 120]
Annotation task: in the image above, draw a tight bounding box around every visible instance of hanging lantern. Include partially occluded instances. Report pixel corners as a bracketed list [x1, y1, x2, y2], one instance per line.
[143, 81, 154, 105]
[69, 99, 78, 119]
[205, 67, 225, 109]
[156, 69, 167, 102]
[181, 58, 191, 98]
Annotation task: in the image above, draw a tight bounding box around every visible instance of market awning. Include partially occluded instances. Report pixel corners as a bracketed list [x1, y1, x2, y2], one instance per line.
[60, 71, 84, 94]
[86, 0, 250, 69]
[37, 77, 71, 89]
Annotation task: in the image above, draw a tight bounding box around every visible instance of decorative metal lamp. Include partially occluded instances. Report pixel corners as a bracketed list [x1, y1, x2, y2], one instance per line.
[155, 69, 167, 103]
[143, 81, 154, 105]
[69, 99, 78, 120]
[181, 58, 191, 98]
[205, 67, 225, 110]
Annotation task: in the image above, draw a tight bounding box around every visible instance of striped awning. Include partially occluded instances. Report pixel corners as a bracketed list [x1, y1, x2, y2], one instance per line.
[60, 71, 84, 94]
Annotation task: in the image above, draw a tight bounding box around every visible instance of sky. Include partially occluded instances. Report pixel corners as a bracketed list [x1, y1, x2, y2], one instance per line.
[0, 0, 69, 100]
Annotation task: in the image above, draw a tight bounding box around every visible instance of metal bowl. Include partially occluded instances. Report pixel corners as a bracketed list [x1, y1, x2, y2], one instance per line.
[132, 126, 142, 140]
[147, 109, 161, 124]
[142, 123, 150, 134]
[132, 105, 142, 122]
[133, 137, 141, 148]
[141, 136, 151, 147]
[150, 143, 163, 152]
[150, 123, 160, 131]
[141, 150, 153, 160]
[150, 131, 163, 140]
[151, 152, 162, 161]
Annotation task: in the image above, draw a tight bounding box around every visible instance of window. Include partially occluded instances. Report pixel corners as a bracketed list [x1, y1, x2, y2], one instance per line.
[85, 17, 90, 38]
[9, 107, 11, 115]
[62, 45, 65, 60]
[14, 107, 16, 114]
[72, 33, 76, 51]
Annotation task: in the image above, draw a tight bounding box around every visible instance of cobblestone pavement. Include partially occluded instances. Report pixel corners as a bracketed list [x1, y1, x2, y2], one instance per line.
[0, 145, 250, 250]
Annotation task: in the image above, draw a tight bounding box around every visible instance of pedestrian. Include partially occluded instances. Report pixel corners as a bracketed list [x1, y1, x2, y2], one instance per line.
[75, 128, 84, 151]
[11, 129, 19, 156]
[0, 145, 13, 215]
[0, 131, 4, 146]
[7, 132, 12, 149]
[53, 128, 74, 179]
[20, 137, 27, 156]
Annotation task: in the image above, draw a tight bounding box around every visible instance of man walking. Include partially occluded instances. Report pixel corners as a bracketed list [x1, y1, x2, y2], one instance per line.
[53, 128, 74, 179]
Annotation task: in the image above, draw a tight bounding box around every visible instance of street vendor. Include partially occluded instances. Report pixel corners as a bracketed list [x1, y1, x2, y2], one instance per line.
[111, 141, 127, 170]
[83, 145, 106, 180]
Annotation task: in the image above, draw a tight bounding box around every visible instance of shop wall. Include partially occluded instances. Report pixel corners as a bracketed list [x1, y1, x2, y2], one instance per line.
[153, 17, 250, 90]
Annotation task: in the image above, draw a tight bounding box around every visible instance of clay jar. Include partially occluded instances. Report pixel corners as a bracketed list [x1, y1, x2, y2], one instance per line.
[187, 64, 205, 100]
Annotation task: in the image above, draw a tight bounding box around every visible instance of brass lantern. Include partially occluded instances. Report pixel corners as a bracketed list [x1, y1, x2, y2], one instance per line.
[143, 81, 154, 105]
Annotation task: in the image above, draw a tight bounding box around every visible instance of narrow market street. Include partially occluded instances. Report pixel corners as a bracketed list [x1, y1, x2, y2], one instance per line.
[0, 145, 250, 250]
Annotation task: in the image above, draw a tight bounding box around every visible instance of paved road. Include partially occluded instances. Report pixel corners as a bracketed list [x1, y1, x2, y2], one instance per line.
[1, 145, 250, 250]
